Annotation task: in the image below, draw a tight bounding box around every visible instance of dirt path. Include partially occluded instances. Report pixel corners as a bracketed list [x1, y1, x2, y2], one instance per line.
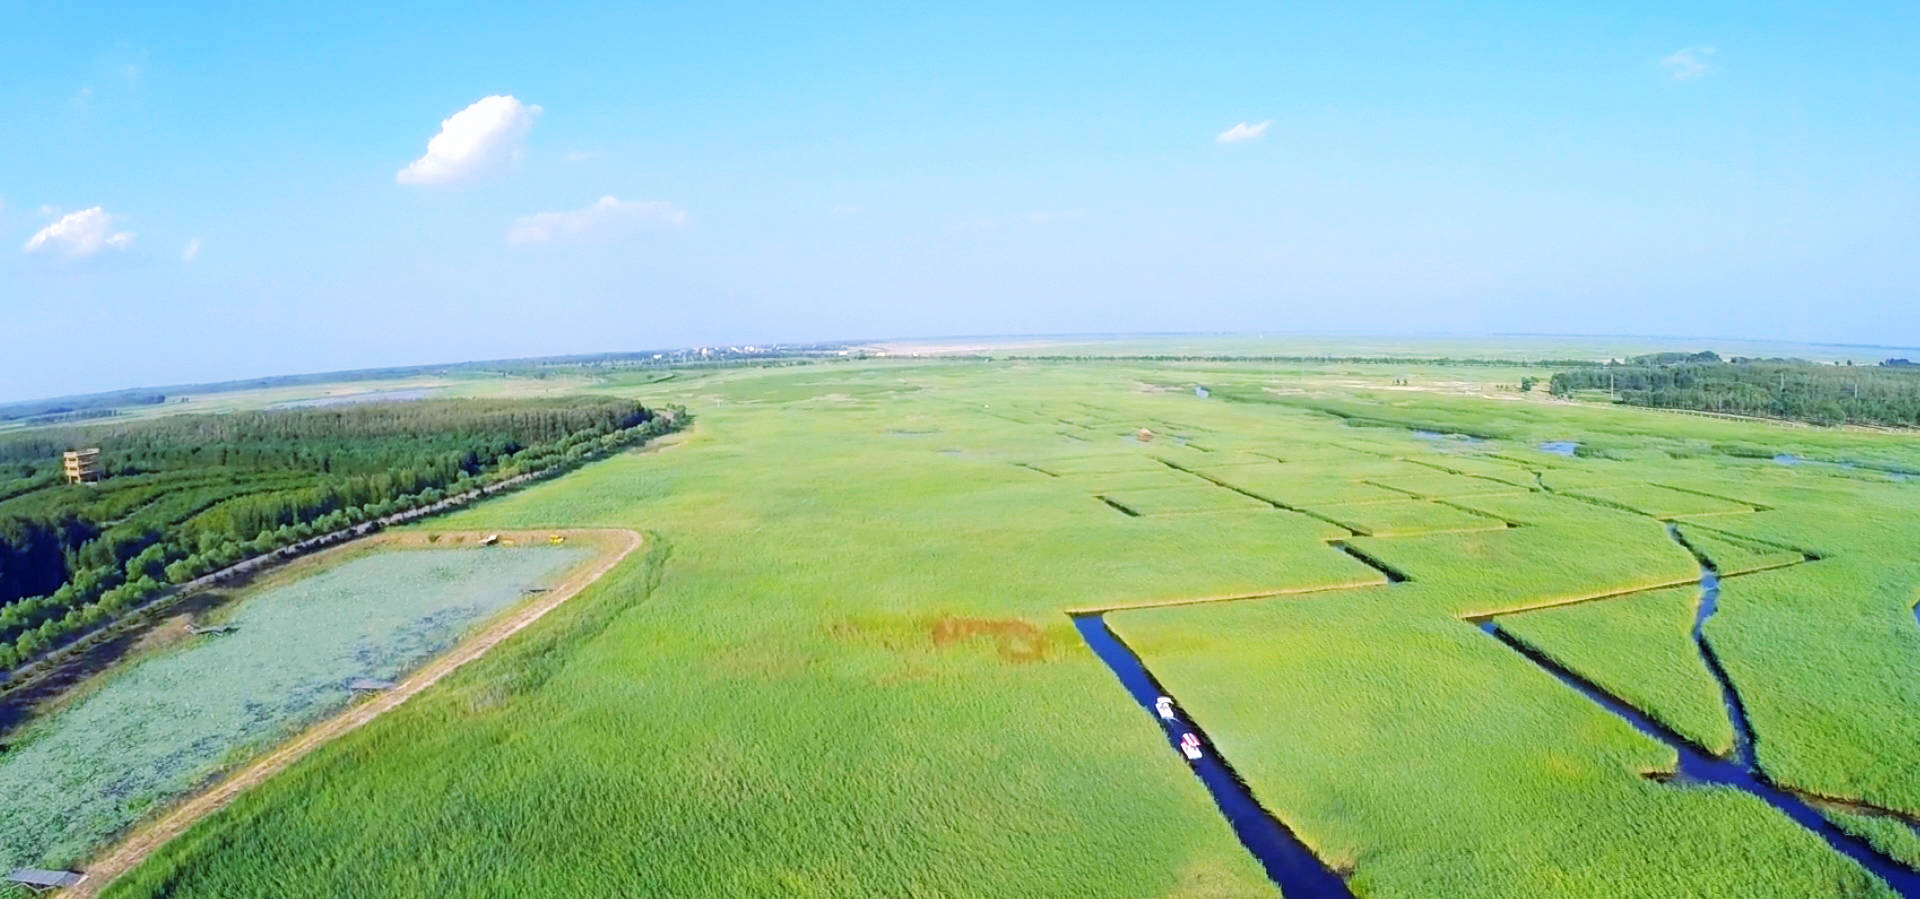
[62, 528, 644, 898]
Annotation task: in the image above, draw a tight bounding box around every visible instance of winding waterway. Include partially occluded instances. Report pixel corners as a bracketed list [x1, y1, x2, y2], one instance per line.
[1480, 526, 1920, 896]
[1072, 614, 1354, 898]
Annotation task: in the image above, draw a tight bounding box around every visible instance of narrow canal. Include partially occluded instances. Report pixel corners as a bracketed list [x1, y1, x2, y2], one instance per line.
[1478, 525, 1920, 896]
[1670, 526, 1758, 768]
[1072, 613, 1354, 898]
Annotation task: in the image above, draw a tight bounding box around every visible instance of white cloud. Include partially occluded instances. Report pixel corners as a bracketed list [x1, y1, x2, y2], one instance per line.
[507, 196, 686, 245]
[396, 95, 542, 186]
[182, 237, 201, 262]
[1216, 120, 1271, 144]
[23, 207, 135, 258]
[1660, 47, 1717, 81]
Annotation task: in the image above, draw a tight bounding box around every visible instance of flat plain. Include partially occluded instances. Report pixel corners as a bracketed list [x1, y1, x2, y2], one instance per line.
[24, 353, 1915, 897]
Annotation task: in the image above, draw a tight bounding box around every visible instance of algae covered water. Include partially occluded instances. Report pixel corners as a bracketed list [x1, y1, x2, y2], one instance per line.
[0, 545, 585, 871]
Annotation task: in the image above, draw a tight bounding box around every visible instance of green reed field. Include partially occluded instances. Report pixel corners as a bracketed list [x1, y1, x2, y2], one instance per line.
[77, 355, 1920, 897]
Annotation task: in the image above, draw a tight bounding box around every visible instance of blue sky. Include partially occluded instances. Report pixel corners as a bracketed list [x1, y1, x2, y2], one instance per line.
[3, 2, 1917, 399]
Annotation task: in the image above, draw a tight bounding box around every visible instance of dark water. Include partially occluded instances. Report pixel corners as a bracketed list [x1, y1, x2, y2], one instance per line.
[1072, 614, 1354, 898]
[1537, 441, 1579, 457]
[1413, 430, 1488, 446]
[1332, 542, 1409, 583]
[1686, 565, 1758, 768]
[1480, 532, 1920, 895]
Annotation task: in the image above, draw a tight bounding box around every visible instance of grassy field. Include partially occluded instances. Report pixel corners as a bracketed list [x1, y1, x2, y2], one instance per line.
[0, 542, 587, 872]
[1495, 584, 1737, 755]
[34, 354, 1914, 897]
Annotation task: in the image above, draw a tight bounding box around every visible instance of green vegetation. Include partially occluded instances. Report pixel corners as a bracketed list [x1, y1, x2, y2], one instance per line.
[1678, 527, 1806, 574]
[1708, 560, 1920, 815]
[1313, 499, 1509, 536]
[1099, 484, 1269, 516]
[0, 398, 676, 674]
[1112, 595, 1888, 897]
[1549, 354, 1920, 426]
[0, 543, 586, 871]
[1495, 585, 1735, 754]
[0, 351, 1898, 897]
[1821, 809, 1920, 870]
[1565, 483, 1757, 518]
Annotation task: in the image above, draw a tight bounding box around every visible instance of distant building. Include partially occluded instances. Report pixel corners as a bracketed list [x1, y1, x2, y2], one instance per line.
[63, 448, 102, 485]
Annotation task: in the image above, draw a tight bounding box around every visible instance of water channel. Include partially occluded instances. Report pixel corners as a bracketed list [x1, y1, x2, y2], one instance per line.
[1073, 614, 1354, 897]
[1479, 526, 1920, 896]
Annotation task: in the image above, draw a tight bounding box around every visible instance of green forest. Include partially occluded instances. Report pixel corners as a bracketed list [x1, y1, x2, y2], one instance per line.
[0, 398, 680, 674]
[1548, 354, 1920, 426]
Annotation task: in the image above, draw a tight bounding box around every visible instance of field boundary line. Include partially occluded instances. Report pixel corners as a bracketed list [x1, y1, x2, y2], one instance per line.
[1661, 509, 1769, 521]
[1069, 577, 1388, 614]
[62, 527, 644, 899]
[1461, 557, 1813, 620]
[1365, 523, 1513, 538]
[1399, 457, 1539, 489]
[1648, 482, 1773, 511]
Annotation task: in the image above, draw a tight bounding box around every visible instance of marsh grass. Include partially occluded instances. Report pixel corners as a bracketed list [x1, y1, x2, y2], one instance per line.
[1496, 586, 1735, 755]
[84, 357, 1920, 898]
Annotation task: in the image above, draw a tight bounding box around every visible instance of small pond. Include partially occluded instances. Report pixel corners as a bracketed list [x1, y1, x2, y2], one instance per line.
[0, 545, 584, 870]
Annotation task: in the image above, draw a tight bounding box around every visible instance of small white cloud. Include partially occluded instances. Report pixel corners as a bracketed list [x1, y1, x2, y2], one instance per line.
[507, 196, 686, 245]
[1660, 47, 1717, 81]
[182, 237, 201, 262]
[396, 95, 542, 186]
[1216, 120, 1271, 144]
[23, 207, 135, 258]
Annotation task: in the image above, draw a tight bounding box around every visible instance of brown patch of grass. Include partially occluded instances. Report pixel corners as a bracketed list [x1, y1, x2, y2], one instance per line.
[928, 616, 1051, 663]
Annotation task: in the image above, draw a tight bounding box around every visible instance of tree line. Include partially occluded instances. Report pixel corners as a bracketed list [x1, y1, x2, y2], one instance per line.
[0, 397, 682, 674]
[1547, 354, 1920, 426]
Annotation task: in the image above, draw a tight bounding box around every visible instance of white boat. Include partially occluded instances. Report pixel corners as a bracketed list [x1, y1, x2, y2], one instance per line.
[1179, 732, 1203, 760]
[1154, 696, 1176, 720]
